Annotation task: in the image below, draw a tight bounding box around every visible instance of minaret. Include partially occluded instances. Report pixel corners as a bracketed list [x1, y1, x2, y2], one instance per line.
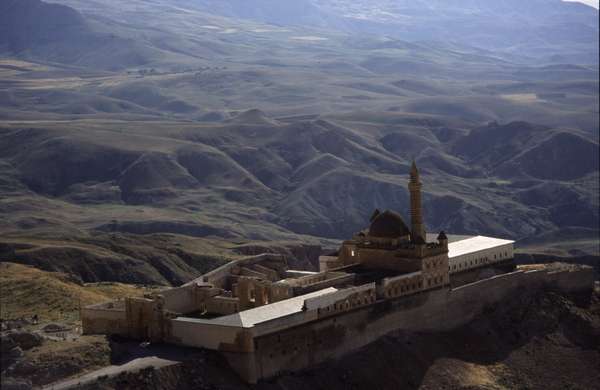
[409, 161, 426, 244]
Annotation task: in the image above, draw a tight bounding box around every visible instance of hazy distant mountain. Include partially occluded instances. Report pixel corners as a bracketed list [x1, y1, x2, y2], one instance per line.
[188, 0, 599, 63]
[0, 0, 162, 70]
[0, 0, 597, 264]
[6, 0, 596, 67]
[183, 0, 336, 26]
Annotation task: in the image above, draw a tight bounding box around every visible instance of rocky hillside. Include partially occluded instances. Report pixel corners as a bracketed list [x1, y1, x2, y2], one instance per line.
[0, 0, 162, 70]
[1, 118, 597, 252]
[0, 0, 597, 281]
[191, 0, 599, 63]
[0, 234, 324, 286]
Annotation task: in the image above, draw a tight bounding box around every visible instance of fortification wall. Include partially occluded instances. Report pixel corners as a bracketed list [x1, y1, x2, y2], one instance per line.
[450, 259, 515, 288]
[305, 283, 376, 315]
[449, 243, 513, 274]
[293, 272, 355, 295]
[358, 248, 421, 272]
[199, 254, 286, 288]
[81, 305, 127, 336]
[160, 284, 198, 314]
[248, 266, 594, 383]
[168, 319, 246, 351]
[380, 271, 423, 299]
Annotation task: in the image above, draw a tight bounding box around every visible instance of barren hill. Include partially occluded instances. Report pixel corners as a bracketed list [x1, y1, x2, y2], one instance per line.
[0, 1, 598, 388]
[1, 115, 596, 252]
[0, 0, 597, 300]
[0, 0, 162, 70]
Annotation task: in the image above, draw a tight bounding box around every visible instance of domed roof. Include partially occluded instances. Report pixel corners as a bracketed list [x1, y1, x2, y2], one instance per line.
[368, 210, 410, 238]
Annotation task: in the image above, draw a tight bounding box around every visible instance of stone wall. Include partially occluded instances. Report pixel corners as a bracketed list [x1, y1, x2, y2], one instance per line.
[168, 319, 246, 351]
[318, 256, 340, 271]
[291, 272, 355, 295]
[205, 296, 240, 315]
[449, 243, 513, 274]
[421, 253, 449, 288]
[450, 259, 515, 288]
[380, 272, 423, 299]
[305, 283, 377, 317]
[160, 284, 199, 314]
[81, 302, 127, 336]
[125, 297, 156, 340]
[199, 254, 286, 288]
[247, 266, 594, 383]
[355, 247, 421, 272]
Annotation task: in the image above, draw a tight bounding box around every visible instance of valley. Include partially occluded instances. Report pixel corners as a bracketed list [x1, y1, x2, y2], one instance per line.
[0, 0, 599, 388]
[1, 0, 598, 273]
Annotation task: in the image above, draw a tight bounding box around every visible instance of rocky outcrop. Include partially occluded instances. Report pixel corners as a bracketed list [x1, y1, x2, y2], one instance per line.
[0, 377, 32, 390]
[4, 331, 43, 351]
[1, 331, 41, 386]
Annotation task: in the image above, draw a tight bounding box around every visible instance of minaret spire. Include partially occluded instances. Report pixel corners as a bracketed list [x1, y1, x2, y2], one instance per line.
[408, 160, 426, 244]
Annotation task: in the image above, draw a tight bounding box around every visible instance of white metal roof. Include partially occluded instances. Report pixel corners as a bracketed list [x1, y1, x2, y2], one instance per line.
[177, 287, 338, 328]
[448, 235, 514, 258]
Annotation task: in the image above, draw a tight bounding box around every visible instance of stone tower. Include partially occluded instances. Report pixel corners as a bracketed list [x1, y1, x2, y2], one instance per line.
[409, 161, 426, 244]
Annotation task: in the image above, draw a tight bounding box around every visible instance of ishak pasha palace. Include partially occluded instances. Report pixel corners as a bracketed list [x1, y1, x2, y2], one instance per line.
[82, 162, 595, 383]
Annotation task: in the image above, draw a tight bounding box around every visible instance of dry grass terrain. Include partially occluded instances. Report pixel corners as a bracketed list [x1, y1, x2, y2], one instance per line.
[0, 262, 159, 323]
[16, 335, 112, 387]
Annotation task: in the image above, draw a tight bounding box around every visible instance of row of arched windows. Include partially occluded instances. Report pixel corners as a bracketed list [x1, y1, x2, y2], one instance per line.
[385, 279, 422, 298]
[424, 257, 444, 270]
[449, 249, 511, 273]
[316, 291, 376, 316]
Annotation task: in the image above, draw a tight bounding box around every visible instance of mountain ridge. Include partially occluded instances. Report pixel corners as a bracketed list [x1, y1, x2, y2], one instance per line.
[0, 0, 597, 263]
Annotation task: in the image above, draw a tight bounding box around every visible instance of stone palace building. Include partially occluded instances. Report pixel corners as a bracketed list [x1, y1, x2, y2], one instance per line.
[81, 162, 593, 383]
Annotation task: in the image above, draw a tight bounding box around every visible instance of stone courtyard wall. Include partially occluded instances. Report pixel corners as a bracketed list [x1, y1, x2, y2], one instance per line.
[160, 284, 199, 314]
[168, 319, 246, 351]
[81, 302, 127, 336]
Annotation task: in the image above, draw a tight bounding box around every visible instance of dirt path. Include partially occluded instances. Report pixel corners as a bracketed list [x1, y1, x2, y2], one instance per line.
[43, 356, 178, 390]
